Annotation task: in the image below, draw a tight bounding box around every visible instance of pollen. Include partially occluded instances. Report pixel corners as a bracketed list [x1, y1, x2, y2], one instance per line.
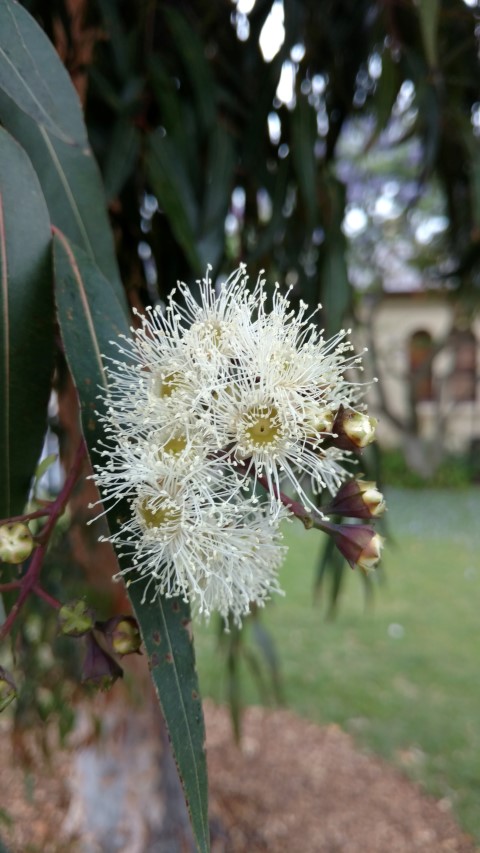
[242, 405, 283, 448]
[161, 434, 188, 456]
[138, 498, 182, 530]
[153, 372, 182, 398]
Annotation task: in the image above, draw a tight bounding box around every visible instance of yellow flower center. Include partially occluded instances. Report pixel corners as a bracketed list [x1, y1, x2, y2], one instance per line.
[161, 435, 188, 455]
[243, 405, 282, 447]
[139, 498, 181, 530]
[153, 372, 182, 398]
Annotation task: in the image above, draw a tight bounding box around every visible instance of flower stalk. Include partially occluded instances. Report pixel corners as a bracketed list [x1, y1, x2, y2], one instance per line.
[0, 439, 87, 641]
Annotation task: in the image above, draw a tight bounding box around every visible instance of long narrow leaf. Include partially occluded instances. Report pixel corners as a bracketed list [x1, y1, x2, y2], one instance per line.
[0, 0, 86, 144]
[147, 130, 202, 273]
[0, 127, 54, 518]
[164, 8, 216, 134]
[53, 231, 210, 853]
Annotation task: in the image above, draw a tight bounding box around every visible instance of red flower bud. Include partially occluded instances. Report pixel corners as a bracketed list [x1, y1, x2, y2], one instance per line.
[330, 523, 384, 572]
[326, 479, 386, 518]
[97, 615, 142, 657]
[82, 633, 123, 690]
[332, 407, 377, 450]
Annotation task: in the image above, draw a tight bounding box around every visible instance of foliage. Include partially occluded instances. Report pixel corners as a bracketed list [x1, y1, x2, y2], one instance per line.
[381, 448, 475, 489]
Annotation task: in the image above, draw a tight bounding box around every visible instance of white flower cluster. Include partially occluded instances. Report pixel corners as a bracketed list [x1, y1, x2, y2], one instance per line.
[95, 266, 368, 625]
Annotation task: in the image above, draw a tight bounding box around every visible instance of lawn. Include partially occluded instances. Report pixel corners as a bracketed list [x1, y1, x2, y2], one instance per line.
[194, 488, 480, 843]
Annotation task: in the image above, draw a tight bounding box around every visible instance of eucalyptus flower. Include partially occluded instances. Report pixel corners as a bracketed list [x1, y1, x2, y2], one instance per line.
[95, 265, 383, 624]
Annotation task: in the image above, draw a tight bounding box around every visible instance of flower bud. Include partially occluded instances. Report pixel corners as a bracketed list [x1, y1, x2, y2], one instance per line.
[58, 600, 95, 637]
[326, 479, 386, 519]
[330, 523, 384, 572]
[333, 408, 377, 450]
[0, 666, 17, 712]
[356, 533, 384, 573]
[343, 412, 377, 448]
[0, 522, 35, 564]
[82, 633, 123, 690]
[98, 615, 142, 656]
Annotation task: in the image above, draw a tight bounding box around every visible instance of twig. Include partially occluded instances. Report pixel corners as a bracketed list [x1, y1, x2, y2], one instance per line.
[0, 439, 87, 641]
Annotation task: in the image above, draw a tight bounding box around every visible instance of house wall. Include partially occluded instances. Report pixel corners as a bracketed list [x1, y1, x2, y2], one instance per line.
[357, 295, 480, 454]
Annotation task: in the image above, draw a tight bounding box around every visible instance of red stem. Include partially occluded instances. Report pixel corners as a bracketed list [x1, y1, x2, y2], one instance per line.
[0, 581, 21, 593]
[0, 439, 87, 641]
[0, 508, 50, 526]
[33, 585, 61, 609]
[252, 468, 329, 532]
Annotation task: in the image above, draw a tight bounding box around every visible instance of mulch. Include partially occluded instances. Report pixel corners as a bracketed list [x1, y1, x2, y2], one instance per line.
[1, 697, 477, 853]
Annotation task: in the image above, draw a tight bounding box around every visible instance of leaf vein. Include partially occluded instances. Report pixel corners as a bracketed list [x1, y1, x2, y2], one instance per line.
[0, 192, 10, 515]
[40, 127, 95, 260]
[54, 230, 107, 389]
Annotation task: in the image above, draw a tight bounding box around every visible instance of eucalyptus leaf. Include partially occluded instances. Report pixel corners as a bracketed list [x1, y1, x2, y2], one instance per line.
[164, 7, 216, 134]
[0, 0, 86, 144]
[147, 129, 202, 273]
[34, 452, 57, 483]
[103, 119, 140, 201]
[0, 91, 125, 308]
[0, 126, 54, 518]
[54, 232, 210, 853]
[417, 0, 440, 69]
[291, 94, 318, 228]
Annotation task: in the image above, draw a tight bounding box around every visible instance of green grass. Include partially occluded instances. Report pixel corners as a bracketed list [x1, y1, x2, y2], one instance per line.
[195, 488, 480, 843]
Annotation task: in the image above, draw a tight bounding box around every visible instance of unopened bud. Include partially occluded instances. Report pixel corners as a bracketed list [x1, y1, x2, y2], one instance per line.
[0, 666, 17, 712]
[0, 522, 35, 564]
[333, 408, 377, 450]
[327, 479, 386, 518]
[356, 533, 384, 573]
[82, 633, 123, 690]
[58, 600, 95, 637]
[343, 412, 377, 448]
[330, 523, 383, 572]
[99, 615, 142, 656]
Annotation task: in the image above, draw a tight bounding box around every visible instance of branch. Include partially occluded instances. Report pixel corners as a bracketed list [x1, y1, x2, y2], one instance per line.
[0, 439, 87, 642]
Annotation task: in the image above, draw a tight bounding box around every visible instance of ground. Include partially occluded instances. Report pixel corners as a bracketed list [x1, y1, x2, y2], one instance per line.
[1, 697, 477, 853]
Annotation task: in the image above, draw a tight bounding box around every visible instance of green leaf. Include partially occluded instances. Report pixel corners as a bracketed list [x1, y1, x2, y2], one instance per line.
[0, 126, 54, 518]
[417, 0, 440, 69]
[147, 129, 202, 273]
[54, 231, 210, 853]
[96, 0, 133, 84]
[320, 177, 351, 335]
[127, 583, 210, 852]
[0, 0, 86, 144]
[0, 91, 125, 307]
[164, 7, 216, 134]
[198, 125, 235, 269]
[149, 56, 198, 185]
[367, 49, 399, 148]
[53, 231, 125, 452]
[103, 119, 140, 201]
[321, 236, 351, 336]
[291, 94, 318, 228]
[34, 452, 57, 482]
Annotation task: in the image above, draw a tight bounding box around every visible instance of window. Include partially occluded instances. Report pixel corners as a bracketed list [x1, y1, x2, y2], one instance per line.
[448, 330, 477, 402]
[409, 330, 434, 402]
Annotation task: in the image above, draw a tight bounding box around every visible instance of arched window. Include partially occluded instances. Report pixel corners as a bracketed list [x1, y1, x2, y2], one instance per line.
[409, 330, 434, 403]
[448, 330, 477, 402]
